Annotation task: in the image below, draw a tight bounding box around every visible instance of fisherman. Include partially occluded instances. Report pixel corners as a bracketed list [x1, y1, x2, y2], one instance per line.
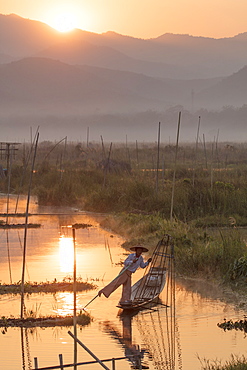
[98, 245, 152, 305]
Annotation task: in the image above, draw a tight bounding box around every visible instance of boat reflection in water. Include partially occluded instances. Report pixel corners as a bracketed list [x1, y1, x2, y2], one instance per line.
[103, 301, 181, 370]
[135, 306, 180, 370]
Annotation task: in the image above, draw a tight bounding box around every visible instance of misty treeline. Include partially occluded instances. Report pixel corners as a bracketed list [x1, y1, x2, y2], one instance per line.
[1, 138, 247, 226]
[2, 104, 247, 143]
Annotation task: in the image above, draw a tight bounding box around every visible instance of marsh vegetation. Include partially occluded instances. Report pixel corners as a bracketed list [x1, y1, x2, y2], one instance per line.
[0, 277, 97, 295]
[1, 139, 247, 291]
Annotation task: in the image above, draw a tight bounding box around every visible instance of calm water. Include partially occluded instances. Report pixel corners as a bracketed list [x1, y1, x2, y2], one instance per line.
[0, 195, 246, 370]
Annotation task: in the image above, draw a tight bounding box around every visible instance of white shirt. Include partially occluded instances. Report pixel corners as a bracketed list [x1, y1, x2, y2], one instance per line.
[124, 253, 149, 273]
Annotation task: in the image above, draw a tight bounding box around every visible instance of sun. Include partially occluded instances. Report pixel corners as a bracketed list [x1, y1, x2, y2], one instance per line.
[49, 11, 77, 32]
[45, 4, 93, 33]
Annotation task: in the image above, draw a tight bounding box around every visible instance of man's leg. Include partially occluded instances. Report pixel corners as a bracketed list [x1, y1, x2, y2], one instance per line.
[99, 270, 129, 298]
[120, 271, 132, 303]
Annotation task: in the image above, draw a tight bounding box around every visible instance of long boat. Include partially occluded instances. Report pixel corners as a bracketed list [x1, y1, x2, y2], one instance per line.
[117, 234, 175, 311]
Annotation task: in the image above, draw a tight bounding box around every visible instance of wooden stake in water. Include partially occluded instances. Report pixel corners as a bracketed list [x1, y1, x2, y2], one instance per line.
[170, 112, 181, 222]
[6, 144, 13, 225]
[20, 133, 39, 319]
[6, 230, 12, 284]
[73, 227, 77, 370]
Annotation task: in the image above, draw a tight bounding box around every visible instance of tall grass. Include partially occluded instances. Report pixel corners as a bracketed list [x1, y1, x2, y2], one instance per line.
[100, 213, 246, 282]
[1, 140, 247, 283]
[2, 140, 247, 224]
[199, 355, 247, 370]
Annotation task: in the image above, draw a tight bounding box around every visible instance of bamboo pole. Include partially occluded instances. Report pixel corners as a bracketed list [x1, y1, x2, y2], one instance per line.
[106, 237, 114, 265]
[15, 127, 39, 214]
[216, 128, 220, 168]
[192, 116, 201, 186]
[170, 112, 181, 222]
[162, 154, 165, 182]
[6, 230, 12, 285]
[135, 140, 139, 168]
[103, 142, 112, 188]
[32, 355, 134, 369]
[156, 122, 161, 193]
[203, 134, 208, 169]
[100, 135, 106, 159]
[59, 136, 67, 181]
[43, 137, 67, 162]
[20, 133, 39, 319]
[72, 228, 77, 370]
[210, 140, 215, 190]
[68, 331, 110, 370]
[34, 357, 38, 369]
[59, 354, 64, 370]
[112, 358, 116, 370]
[87, 127, 89, 147]
[6, 144, 13, 224]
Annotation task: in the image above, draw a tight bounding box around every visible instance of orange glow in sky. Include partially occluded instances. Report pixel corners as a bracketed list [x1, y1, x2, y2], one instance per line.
[0, 0, 247, 38]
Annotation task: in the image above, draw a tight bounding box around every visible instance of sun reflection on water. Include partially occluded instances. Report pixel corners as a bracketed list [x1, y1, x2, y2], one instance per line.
[53, 291, 74, 316]
[59, 236, 74, 273]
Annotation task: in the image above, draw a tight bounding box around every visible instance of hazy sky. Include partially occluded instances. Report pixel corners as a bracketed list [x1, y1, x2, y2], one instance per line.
[0, 0, 246, 38]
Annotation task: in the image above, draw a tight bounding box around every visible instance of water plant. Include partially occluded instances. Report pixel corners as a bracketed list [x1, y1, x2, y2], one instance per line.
[0, 313, 91, 328]
[198, 354, 247, 369]
[0, 278, 96, 295]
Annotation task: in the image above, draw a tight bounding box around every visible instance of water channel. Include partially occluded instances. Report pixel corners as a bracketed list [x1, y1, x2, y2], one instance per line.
[0, 195, 246, 370]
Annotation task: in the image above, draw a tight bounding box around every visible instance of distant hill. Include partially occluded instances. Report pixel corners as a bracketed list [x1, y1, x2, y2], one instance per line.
[0, 57, 178, 114]
[1, 14, 247, 79]
[0, 14, 62, 58]
[0, 52, 16, 64]
[0, 57, 225, 115]
[196, 65, 247, 109]
[88, 30, 247, 78]
[1, 14, 247, 142]
[36, 36, 186, 79]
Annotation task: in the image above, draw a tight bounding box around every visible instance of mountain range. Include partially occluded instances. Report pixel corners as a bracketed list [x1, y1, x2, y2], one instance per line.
[0, 13, 247, 142]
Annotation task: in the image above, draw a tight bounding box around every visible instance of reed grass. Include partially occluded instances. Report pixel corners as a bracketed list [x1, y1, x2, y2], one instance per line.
[100, 213, 247, 285]
[4, 141, 247, 224]
[199, 355, 247, 369]
[3, 141, 247, 285]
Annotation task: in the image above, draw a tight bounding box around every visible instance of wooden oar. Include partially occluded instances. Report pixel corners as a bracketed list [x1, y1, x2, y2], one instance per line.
[81, 293, 100, 311]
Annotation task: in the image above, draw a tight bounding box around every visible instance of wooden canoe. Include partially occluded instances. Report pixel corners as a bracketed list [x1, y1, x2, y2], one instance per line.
[117, 235, 174, 311]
